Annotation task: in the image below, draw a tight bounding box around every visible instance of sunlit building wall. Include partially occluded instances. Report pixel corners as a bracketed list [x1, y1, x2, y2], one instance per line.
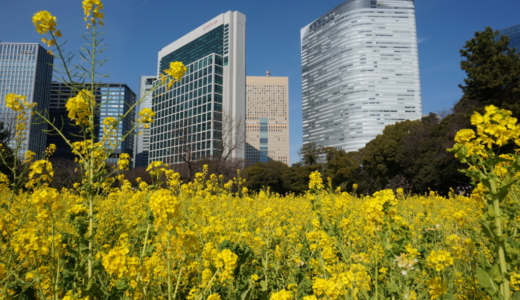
[0, 42, 53, 157]
[245, 74, 289, 166]
[150, 11, 246, 165]
[301, 0, 422, 152]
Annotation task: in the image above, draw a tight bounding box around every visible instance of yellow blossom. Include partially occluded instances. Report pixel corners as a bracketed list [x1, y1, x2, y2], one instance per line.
[32, 11, 57, 34]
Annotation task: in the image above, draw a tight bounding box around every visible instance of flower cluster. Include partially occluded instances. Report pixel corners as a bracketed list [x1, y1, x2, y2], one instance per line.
[426, 249, 454, 272]
[137, 107, 155, 128]
[160, 61, 188, 89]
[308, 171, 324, 190]
[32, 10, 62, 49]
[5, 93, 35, 112]
[82, 0, 104, 27]
[66, 89, 95, 125]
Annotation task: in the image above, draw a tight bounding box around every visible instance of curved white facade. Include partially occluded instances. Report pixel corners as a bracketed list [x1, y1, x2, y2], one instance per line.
[301, 0, 422, 152]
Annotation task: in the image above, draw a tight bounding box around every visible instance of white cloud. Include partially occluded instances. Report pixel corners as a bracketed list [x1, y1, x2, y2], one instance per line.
[418, 37, 429, 44]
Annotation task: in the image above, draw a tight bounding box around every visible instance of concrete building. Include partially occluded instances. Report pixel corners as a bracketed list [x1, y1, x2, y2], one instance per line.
[0, 42, 53, 157]
[301, 0, 422, 153]
[134, 75, 156, 168]
[245, 72, 289, 166]
[149, 11, 246, 165]
[47, 82, 136, 162]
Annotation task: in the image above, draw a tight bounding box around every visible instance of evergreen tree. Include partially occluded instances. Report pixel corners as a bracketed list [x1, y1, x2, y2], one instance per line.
[458, 27, 520, 116]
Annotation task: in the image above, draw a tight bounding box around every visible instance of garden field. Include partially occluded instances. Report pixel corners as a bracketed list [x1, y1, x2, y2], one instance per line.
[1, 168, 519, 299]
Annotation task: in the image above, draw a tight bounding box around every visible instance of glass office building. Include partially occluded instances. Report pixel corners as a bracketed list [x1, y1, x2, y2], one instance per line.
[500, 24, 520, 52]
[150, 11, 246, 165]
[0, 42, 53, 157]
[301, 0, 422, 152]
[47, 82, 136, 162]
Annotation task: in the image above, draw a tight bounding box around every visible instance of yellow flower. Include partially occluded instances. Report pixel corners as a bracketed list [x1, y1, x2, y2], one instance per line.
[426, 277, 446, 299]
[32, 11, 57, 34]
[117, 153, 131, 170]
[207, 293, 222, 300]
[138, 108, 155, 124]
[454, 128, 476, 144]
[163, 61, 187, 83]
[511, 272, 520, 291]
[270, 289, 293, 300]
[426, 250, 453, 272]
[0, 264, 7, 280]
[82, 0, 104, 24]
[309, 171, 324, 190]
[103, 117, 118, 127]
[5, 93, 27, 112]
[66, 89, 95, 125]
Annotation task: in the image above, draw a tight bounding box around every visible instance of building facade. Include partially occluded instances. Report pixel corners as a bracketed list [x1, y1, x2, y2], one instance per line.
[301, 0, 422, 153]
[245, 73, 289, 166]
[0, 42, 53, 157]
[47, 82, 100, 159]
[134, 75, 156, 168]
[47, 82, 136, 162]
[500, 24, 520, 52]
[149, 11, 246, 165]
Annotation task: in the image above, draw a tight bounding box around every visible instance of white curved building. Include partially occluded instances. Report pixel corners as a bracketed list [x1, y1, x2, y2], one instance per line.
[301, 0, 422, 152]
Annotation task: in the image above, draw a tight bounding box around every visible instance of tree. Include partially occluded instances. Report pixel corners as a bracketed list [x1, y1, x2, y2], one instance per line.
[321, 147, 361, 192]
[457, 27, 520, 117]
[212, 113, 246, 177]
[243, 161, 292, 194]
[49, 157, 82, 189]
[361, 119, 421, 192]
[0, 122, 15, 179]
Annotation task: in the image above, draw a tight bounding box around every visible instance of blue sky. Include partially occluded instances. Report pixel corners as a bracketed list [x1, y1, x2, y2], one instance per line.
[1, 0, 520, 164]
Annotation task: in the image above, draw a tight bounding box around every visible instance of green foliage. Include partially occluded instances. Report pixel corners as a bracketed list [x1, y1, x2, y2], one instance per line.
[242, 161, 292, 195]
[458, 27, 520, 117]
[0, 122, 14, 179]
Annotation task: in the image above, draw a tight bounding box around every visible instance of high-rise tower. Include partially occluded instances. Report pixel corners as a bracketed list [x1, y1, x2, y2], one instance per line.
[301, 0, 422, 152]
[0, 42, 53, 157]
[245, 74, 289, 166]
[150, 11, 246, 165]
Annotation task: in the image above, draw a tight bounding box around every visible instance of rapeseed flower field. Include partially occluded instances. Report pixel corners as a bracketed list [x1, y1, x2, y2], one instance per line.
[1, 166, 511, 299]
[2, 1, 520, 299]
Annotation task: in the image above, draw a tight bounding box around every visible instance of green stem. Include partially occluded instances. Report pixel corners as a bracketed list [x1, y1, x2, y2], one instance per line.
[490, 180, 510, 300]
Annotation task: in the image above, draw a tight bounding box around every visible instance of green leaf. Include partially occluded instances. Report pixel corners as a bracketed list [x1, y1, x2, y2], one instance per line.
[476, 266, 500, 296]
[115, 279, 129, 290]
[385, 281, 400, 294]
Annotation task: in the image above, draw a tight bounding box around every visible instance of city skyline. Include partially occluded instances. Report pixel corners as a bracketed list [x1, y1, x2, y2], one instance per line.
[1, 0, 520, 163]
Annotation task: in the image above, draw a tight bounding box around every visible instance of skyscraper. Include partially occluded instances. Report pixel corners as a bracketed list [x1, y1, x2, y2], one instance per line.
[500, 24, 520, 52]
[134, 75, 156, 168]
[301, 0, 422, 153]
[245, 73, 289, 166]
[149, 11, 246, 165]
[47, 82, 136, 162]
[0, 42, 53, 157]
[47, 82, 101, 159]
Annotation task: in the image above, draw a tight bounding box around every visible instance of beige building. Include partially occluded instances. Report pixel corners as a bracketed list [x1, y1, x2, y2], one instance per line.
[245, 73, 289, 166]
